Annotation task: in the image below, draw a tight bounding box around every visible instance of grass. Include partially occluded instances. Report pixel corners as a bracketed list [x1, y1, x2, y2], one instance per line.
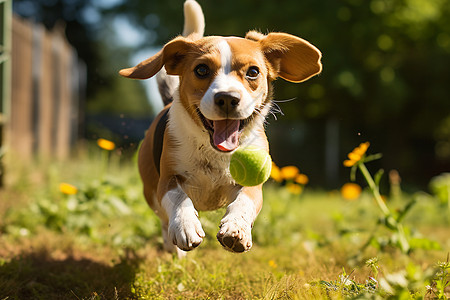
[0, 146, 449, 299]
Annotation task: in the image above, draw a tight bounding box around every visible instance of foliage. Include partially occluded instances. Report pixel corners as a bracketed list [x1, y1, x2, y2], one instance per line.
[3, 178, 156, 249]
[0, 145, 449, 299]
[1, 144, 160, 251]
[107, 0, 450, 186]
[318, 266, 379, 298]
[12, 0, 450, 186]
[343, 142, 441, 256]
[429, 173, 450, 209]
[429, 254, 450, 299]
[318, 256, 450, 299]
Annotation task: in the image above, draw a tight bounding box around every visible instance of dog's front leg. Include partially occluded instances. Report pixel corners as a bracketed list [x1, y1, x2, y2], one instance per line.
[217, 186, 263, 253]
[161, 184, 205, 252]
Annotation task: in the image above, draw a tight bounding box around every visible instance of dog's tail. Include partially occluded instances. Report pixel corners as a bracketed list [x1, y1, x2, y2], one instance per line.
[157, 0, 205, 105]
[182, 0, 205, 39]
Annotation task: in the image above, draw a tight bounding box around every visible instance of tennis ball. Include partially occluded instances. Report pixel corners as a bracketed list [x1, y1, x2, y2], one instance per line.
[229, 146, 272, 186]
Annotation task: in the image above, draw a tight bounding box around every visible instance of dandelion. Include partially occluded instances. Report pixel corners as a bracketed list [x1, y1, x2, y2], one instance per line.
[280, 166, 299, 180]
[354, 142, 370, 156]
[268, 260, 277, 268]
[341, 183, 362, 200]
[343, 142, 370, 167]
[343, 142, 410, 254]
[295, 173, 309, 185]
[270, 162, 283, 182]
[59, 183, 78, 195]
[287, 183, 303, 195]
[97, 138, 116, 151]
[271, 162, 308, 195]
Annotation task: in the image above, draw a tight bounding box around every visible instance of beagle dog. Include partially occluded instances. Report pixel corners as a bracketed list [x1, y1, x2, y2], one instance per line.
[120, 0, 322, 257]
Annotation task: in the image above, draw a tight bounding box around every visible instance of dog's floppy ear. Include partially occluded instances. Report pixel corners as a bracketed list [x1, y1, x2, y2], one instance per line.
[258, 32, 322, 83]
[119, 37, 195, 79]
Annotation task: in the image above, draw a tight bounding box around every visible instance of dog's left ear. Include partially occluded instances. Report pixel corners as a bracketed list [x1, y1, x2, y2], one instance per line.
[119, 37, 195, 79]
[257, 32, 322, 83]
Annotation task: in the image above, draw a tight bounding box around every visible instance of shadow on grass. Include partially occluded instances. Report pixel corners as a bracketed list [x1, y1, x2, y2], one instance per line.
[0, 249, 140, 299]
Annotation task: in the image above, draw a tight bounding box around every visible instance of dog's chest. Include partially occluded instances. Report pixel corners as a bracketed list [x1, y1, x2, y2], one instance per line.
[173, 143, 240, 211]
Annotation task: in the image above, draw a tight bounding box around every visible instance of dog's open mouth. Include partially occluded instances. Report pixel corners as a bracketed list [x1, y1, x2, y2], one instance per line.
[196, 108, 253, 152]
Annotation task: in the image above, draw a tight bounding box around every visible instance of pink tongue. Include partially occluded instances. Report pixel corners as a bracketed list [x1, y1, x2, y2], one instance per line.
[213, 120, 240, 151]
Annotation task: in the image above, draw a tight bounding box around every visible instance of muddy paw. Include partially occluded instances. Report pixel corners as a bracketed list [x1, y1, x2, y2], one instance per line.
[216, 217, 252, 253]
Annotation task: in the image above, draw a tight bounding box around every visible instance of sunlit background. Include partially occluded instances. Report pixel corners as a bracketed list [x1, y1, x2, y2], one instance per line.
[1, 1, 449, 298]
[3, 0, 450, 189]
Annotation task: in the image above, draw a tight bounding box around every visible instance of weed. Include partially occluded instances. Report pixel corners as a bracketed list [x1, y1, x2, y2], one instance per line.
[317, 259, 379, 298]
[427, 253, 450, 299]
[429, 173, 450, 219]
[344, 142, 441, 256]
[0, 142, 449, 299]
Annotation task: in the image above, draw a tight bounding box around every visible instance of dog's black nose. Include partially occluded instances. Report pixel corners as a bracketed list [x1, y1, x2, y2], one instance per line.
[214, 91, 241, 113]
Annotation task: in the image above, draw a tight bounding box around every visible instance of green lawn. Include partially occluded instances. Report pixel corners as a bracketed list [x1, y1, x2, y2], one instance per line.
[0, 149, 449, 299]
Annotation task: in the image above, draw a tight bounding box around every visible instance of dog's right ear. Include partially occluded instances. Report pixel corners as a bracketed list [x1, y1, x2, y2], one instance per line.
[119, 37, 195, 79]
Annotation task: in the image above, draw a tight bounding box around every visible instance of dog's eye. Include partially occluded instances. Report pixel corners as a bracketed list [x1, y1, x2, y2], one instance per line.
[194, 64, 210, 79]
[246, 66, 260, 80]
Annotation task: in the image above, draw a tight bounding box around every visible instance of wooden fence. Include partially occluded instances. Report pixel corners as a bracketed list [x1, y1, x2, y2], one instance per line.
[7, 15, 84, 160]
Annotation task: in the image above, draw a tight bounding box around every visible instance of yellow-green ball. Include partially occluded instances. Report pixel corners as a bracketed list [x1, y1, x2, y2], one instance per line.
[229, 146, 272, 186]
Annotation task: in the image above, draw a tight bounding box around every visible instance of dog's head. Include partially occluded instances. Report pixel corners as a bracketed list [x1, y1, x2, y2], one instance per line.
[120, 32, 322, 152]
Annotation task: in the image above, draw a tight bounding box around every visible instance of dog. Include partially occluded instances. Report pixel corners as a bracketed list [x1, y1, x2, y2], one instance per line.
[120, 0, 322, 257]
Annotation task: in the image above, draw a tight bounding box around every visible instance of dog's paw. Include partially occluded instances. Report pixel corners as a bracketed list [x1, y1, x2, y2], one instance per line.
[216, 215, 252, 253]
[168, 208, 205, 251]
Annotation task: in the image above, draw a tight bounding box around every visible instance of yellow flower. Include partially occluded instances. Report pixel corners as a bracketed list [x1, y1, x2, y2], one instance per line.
[348, 152, 362, 162]
[287, 183, 303, 195]
[280, 166, 299, 180]
[295, 173, 309, 185]
[354, 142, 370, 156]
[343, 142, 370, 167]
[343, 159, 357, 167]
[59, 183, 78, 195]
[268, 260, 278, 268]
[97, 138, 116, 151]
[270, 162, 283, 182]
[341, 183, 361, 200]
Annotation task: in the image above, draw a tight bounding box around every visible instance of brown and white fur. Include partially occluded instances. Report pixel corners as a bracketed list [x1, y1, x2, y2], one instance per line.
[120, 0, 322, 257]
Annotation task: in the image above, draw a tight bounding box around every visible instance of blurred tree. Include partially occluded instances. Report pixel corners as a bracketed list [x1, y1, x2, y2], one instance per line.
[13, 0, 450, 186]
[107, 0, 450, 187]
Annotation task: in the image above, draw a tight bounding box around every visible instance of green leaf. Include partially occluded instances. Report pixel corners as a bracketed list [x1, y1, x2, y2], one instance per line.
[364, 153, 383, 164]
[396, 199, 417, 223]
[350, 164, 358, 182]
[374, 169, 384, 187]
[429, 173, 450, 204]
[109, 196, 132, 215]
[409, 238, 441, 250]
